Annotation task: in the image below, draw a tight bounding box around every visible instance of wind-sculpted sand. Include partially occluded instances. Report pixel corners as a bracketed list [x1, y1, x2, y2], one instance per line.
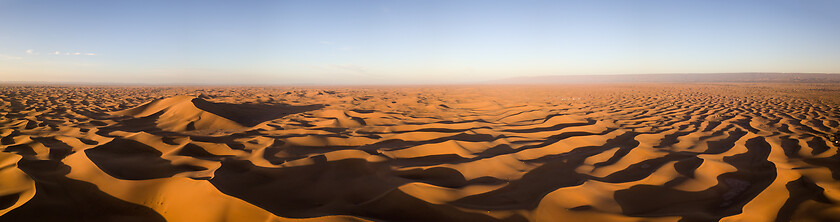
[1, 84, 839, 221]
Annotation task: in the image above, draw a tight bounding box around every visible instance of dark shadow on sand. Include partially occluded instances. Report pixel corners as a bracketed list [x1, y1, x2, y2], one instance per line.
[191, 98, 324, 127]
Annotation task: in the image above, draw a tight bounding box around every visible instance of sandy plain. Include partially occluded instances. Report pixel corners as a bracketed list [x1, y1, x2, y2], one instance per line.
[0, 83, 839, 221]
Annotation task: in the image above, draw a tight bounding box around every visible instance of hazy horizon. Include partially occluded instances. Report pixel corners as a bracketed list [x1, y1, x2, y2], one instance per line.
[2, 0, 840, 85]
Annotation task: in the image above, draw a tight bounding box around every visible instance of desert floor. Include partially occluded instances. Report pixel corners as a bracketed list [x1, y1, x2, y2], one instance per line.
[1, 83, 839, 221]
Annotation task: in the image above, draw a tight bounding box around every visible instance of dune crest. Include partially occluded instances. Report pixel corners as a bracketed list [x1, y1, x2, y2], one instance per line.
[111, 95, 245, 133]
[110, 95, 322, 135]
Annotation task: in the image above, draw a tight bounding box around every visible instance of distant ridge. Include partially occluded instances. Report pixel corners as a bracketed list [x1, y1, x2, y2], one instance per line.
[492, 73, 840, 84]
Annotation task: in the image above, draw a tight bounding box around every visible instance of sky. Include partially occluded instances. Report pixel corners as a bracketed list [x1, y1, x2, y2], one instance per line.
[1, 0, 839, 85]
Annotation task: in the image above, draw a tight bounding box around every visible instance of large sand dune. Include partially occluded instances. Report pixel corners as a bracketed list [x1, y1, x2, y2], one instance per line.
[1, 84, 839, 221]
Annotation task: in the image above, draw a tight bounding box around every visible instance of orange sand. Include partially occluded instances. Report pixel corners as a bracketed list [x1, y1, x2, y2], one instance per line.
[1, 83, 839, 221]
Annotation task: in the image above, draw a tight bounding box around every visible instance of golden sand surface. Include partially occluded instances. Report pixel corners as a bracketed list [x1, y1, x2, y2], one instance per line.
[1, 83, 839, 221]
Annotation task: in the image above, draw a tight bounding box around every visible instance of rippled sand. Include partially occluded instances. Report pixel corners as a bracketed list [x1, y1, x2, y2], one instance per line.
[1, 84, 839, 221]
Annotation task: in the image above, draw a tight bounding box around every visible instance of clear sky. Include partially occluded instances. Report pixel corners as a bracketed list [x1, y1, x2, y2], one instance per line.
[1, 0, 839, 85]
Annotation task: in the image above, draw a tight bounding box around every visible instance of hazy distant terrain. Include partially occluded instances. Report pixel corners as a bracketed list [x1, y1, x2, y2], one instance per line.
[494, 73, 840, 84]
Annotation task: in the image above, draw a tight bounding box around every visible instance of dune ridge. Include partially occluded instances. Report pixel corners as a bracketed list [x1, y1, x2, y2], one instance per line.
[1, 84, 839, 221]
[107, 95, 323, 135]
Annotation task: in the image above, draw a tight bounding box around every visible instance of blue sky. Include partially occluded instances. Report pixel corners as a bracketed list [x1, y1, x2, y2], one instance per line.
[1, 0, 839, 85]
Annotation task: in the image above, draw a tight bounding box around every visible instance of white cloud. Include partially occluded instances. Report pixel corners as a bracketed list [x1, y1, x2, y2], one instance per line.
[19, 49, 95, 56]
[0, 54, 22, 60]
[45, 51, 96, 56]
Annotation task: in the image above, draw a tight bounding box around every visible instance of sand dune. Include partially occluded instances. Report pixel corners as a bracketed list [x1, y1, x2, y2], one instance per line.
[1, 83, 839, 221]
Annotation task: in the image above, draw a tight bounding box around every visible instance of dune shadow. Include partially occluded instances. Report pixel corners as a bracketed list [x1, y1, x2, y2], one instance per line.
[613, 136, 777, 221]
[85, 138, 207, 180]
[450, 131, 640, 210]
[94, 98, 325, 137]
[2, 156, 165, 221]
[208, 158, 502, 221]
[191, 98, 324, 127]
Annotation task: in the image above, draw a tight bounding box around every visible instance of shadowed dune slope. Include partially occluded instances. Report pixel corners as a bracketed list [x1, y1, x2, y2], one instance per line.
[1, 84, 840, 221]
